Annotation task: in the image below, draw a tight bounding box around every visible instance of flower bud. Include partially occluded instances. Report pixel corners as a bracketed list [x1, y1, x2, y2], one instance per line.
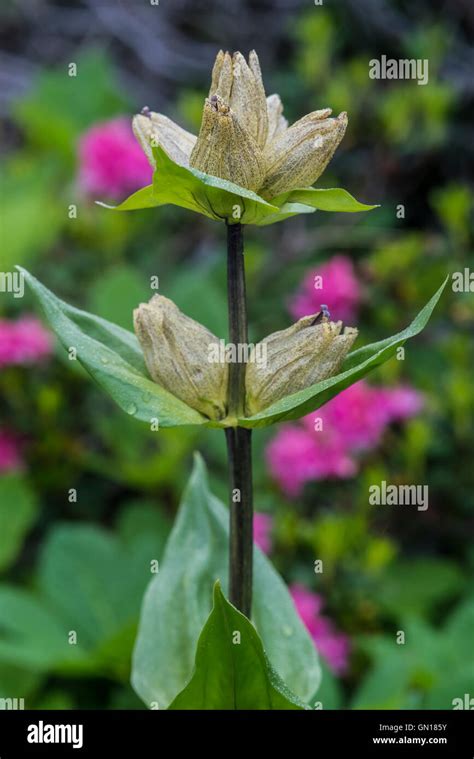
[209, 50, 268, 149]
[260, 111, 348, 197]
[245, 312, 358, 416]
[189, 94, 265, 191]
[134, 295, 228, 420]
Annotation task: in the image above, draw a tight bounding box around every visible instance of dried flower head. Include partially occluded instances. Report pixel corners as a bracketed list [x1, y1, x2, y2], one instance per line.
[132, 50, 347, 199]
[134, 295, 228, 420]
[245, 311, 358, 416]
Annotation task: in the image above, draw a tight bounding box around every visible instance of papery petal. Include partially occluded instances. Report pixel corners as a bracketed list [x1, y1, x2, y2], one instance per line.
[134, 295, 228, 420]
[189, 95, 265, 191]
[261, 111, 348, 197]
[245, 313, 358, 416]
[133, 111, 197, 168]
[266, 94, 288, 143]
[209, 50, 233, 101]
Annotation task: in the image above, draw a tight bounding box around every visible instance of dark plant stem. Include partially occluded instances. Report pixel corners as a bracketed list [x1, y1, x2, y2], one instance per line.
[226, 221, 253, 618]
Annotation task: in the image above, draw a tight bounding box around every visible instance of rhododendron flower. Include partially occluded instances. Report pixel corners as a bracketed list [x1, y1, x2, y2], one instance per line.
[266, 425, 356, 497]
[378, 385, 424, 421]
[267, 381, 424, 496]
[78, 118, 153, 199]
[289, 255, 361, 324]
[290, 583, 350, 675]
[0, 316, 53, 368]
[253, 513, 273, 554]
[0, 430, 23, 473]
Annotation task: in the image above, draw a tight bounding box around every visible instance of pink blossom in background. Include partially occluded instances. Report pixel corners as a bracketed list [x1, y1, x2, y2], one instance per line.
[290, 583, 350, 675]
[0, 430, 23, 473]
[0, 316, 53, 368]
[253, 513, 273, 554]
[78, 118, 153, 199]
[289, 255, 361, 323]
[266, 425, 356, 497]
[267, 381, 424, 497]
[377, 385, 424, 421]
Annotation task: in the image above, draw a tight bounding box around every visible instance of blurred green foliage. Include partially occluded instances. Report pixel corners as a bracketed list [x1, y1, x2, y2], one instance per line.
[1, 3, 473, 709]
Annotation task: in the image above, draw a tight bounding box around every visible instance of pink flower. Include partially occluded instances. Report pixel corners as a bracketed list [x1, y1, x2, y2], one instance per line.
[290, 583, 350, 675]
[0, 430, 23, 473]
[0, 316, 53, 368]
[78, 118, 153, 199]
[253, 513, 273, 554]
[303, 382, 390, 451]
[377, 385, 424, 421]
[266, 381, 423, 497]
[289, 255, 361, 323]
[266, 424, 356, 498]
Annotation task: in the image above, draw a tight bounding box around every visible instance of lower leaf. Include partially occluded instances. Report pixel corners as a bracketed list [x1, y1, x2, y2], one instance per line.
[169, 583, 306, 710]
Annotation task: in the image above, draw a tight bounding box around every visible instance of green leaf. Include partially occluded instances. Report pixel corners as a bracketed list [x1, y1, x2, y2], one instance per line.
[0, 475, 38, 572]
[99, 147, 376, 226]
[132, 454, 320, 709]
[272, 187, 379, 213]
[19, 267, 207, 429]
[372, 558, 465, 617]
[0, 662, 43, 702]
[239, 277, 448, 427]
[0, 586, 88, 672]
[169, 583, 305, 710]
[97, 185, 158, 212]
[0, 513, 169, 680]
[101, 146, 279, 225]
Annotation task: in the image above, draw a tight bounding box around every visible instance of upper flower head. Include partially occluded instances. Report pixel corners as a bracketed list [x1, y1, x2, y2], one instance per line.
[132, 50, 347, 199]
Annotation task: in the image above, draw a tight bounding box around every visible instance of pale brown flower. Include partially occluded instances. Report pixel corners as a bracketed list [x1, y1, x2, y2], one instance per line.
[245, 312, 358, 416]
[134, 295, 228, 420]
[133, 50, 347, 199]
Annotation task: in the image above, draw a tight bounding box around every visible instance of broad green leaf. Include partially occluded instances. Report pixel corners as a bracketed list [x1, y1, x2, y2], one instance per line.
[19, 267, 207, 428]
[0, 514, 169, 680]
[238, 277, 448, 427]
[101, 146, 279, 225]
[38, 525, 142, 650]
[169, 583, 305, 710]
[99, 146, 376, 226]
[132, 454, 320, 709]
[271, 187, 379, 213]
[116, 500, 171, 559]
[0, 475, 38, 572]
[0, 585, 88, 672]
[38, 523, 168, 679]
[0, 663, 43, 702]
[97, 184, 158, 212]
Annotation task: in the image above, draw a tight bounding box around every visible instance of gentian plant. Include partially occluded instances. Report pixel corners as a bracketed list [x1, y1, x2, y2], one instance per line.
[20, 50, 447, 709]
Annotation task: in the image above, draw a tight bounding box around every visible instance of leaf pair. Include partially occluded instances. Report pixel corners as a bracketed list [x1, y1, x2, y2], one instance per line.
[98, 146, 377, 226]
[132, 454, 318, 710]
[19, 267, 448, 430]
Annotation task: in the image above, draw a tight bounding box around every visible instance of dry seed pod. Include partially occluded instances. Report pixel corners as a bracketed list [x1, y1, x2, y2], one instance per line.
[245, 313, 357, 416]
[189, 95, 265, 191]
[134, 295, 228, 420]
[260, 111, 348, 197]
